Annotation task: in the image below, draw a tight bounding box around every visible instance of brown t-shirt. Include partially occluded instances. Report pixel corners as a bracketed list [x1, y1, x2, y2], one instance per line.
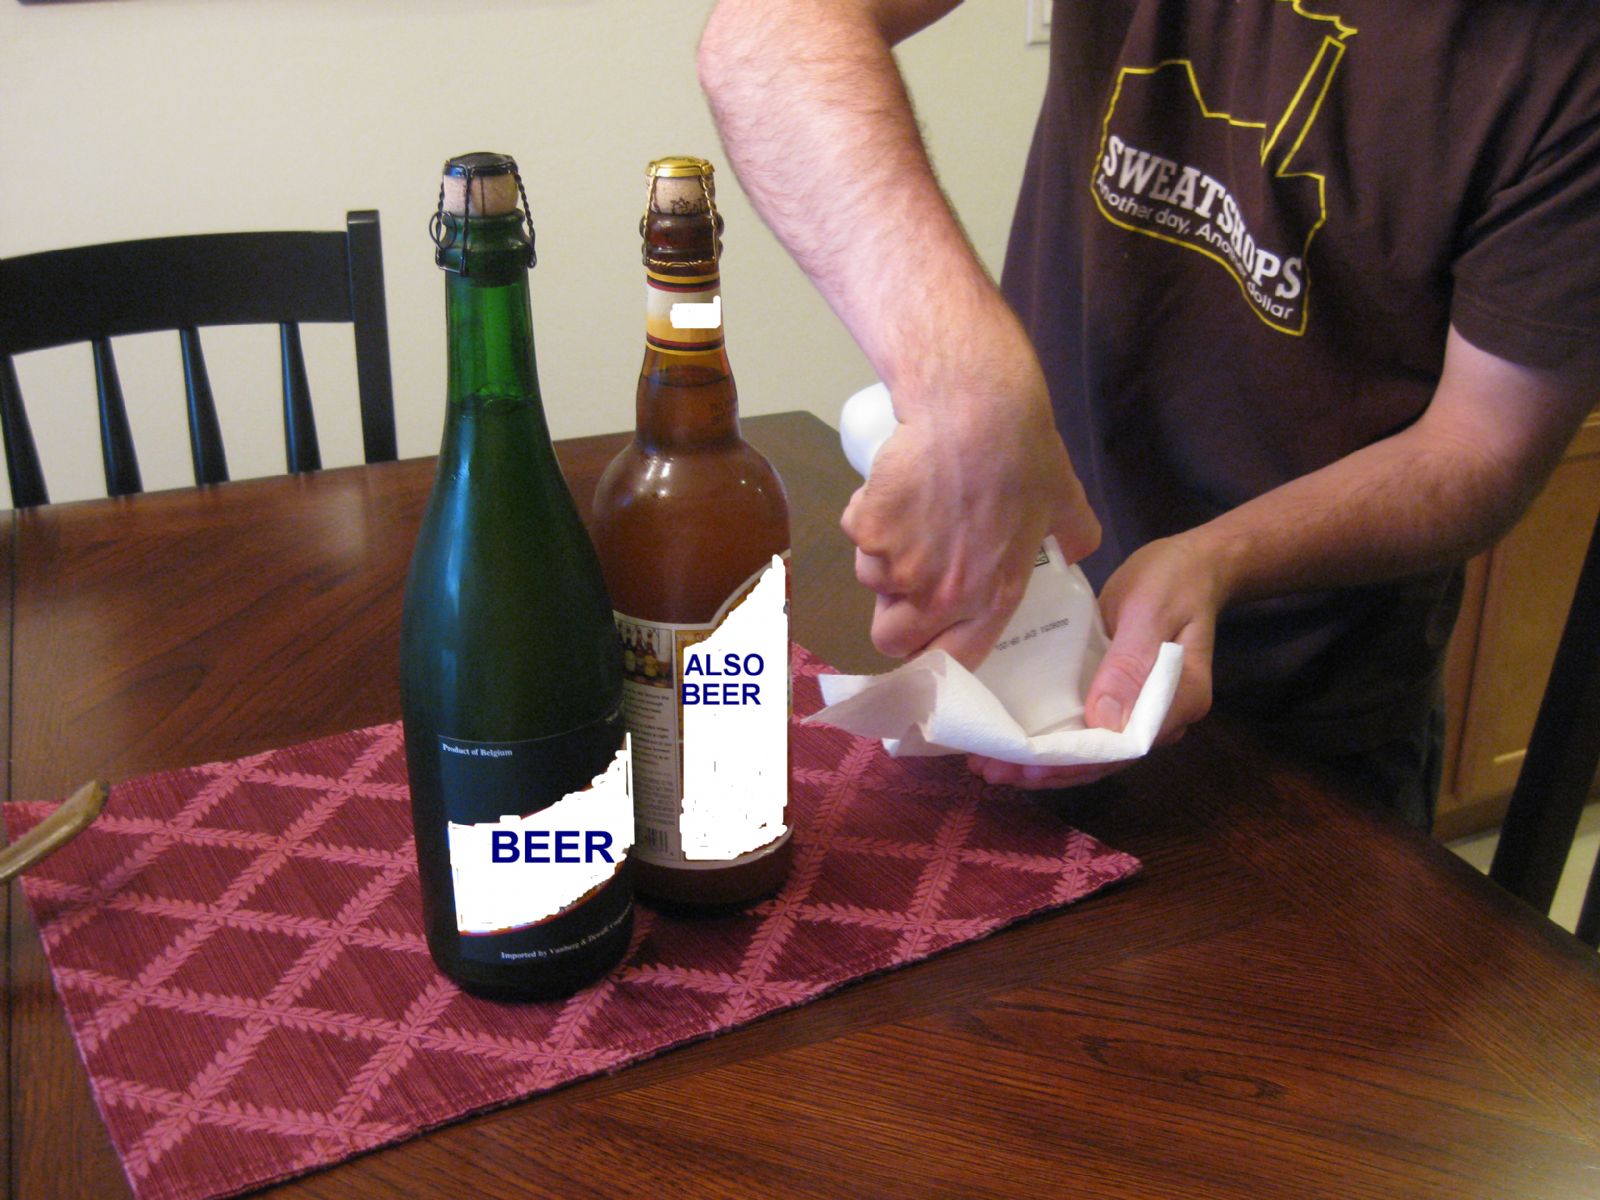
[1003, 0, 1600, 755]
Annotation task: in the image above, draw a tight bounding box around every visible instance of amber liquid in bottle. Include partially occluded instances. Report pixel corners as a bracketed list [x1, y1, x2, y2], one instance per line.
[593, 158, 792, 909]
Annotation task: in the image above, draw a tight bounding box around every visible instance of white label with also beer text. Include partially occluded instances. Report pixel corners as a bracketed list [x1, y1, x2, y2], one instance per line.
[616, 555, 790, 868]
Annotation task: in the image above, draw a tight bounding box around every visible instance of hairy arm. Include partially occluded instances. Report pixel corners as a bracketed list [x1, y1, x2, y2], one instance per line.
[973, 327, 1596, 788]
[699, 0, 1100, 667]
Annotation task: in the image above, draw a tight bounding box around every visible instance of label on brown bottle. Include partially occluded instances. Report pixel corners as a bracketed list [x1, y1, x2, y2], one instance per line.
[615, 555, 790, 868]
[645, 269, 724, 355]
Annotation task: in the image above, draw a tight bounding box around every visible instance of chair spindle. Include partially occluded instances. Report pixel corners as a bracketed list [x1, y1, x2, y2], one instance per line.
[279, 323, 321, 474]
[1, 355, 49, 508]
[92, 338, 142, 497]
[179, 327, 229, 487]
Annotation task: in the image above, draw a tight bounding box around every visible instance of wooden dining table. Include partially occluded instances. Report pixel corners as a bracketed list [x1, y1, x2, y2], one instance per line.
[4, 409, 1599, 1199]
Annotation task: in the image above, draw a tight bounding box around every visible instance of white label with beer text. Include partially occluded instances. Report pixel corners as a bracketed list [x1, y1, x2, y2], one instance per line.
[446, 739, 634, 934]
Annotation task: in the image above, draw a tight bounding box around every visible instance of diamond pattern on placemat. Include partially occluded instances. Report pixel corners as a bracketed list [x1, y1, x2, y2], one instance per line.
[5, 647, 1140, 1200]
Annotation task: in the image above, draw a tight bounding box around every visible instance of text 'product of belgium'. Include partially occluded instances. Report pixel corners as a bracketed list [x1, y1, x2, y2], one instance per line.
[401, 153, 634, 1000]
[592, 156, 793, 911]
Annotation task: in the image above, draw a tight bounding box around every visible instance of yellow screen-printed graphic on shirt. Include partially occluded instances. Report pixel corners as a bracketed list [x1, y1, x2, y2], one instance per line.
[1091, 0, 1357, 335]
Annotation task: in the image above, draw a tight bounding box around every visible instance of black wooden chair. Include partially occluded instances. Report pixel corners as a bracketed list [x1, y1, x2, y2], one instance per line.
[1489, 505, 1600, 947]
[0, 210, 397, 508]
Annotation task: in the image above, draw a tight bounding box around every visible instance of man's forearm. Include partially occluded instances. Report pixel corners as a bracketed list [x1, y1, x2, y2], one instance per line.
[1190, 327, 1593, 607]
[697, 0, 1013, 403]
[1059, 328, 1593, 768]
[700, 0, 1102, 664]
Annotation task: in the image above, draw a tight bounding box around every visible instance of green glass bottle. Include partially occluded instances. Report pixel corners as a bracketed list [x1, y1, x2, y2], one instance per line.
[401, 152, 632, 1001]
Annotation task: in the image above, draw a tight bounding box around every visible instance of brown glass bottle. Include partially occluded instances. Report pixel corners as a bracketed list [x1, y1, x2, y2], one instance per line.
[592, 157, 793, 910]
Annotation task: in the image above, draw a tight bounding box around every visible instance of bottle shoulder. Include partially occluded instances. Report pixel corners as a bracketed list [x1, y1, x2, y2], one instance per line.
[594, 438, 789, 512]
[591, 438, 789, 623]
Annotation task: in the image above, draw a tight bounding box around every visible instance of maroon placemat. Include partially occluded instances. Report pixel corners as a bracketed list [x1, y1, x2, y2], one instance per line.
[5, 647, 1140, 1200]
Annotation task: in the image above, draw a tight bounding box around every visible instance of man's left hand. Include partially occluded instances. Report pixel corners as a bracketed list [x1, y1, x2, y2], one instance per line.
[967, 534, 1218, 788]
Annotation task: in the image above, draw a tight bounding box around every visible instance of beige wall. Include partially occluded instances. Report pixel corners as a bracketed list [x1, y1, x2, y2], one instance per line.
[0, 0, 1048, 506]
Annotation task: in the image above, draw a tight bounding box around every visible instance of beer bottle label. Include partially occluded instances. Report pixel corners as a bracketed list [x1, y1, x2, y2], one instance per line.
[645, 269, 724, 355]
[440, 714, 633, 964]
[615, 554, 790, 869]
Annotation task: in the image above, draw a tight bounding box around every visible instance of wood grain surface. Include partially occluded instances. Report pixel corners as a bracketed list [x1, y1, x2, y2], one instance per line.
[4, 412, 1598, 1199]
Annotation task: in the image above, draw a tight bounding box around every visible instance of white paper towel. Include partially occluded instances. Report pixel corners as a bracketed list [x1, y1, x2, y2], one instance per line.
[808, 641, 1184, 766]
[828, 379, 1183, 767]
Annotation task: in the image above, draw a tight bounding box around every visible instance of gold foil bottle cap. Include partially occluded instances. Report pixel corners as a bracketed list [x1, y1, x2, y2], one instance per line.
[647, 156, 716, 215]
[648, 156, 713, 179]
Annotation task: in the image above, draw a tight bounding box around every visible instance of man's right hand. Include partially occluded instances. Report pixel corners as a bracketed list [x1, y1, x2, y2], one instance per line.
[842, 313, 1100, 668]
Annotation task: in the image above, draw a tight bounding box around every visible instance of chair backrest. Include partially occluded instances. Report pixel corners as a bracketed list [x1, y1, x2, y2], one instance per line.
[0, 210, 398, 508]
[1489, 504, 1600, 947]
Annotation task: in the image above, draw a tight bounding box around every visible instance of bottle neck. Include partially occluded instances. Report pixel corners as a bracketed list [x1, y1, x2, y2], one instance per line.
[447, 267, 543, 406]
[437, 213, 553, 469]
[637, 264, 740, 450]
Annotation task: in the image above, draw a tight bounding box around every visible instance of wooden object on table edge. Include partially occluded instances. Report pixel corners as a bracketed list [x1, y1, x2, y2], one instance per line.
[1438, 406, 1600, 841]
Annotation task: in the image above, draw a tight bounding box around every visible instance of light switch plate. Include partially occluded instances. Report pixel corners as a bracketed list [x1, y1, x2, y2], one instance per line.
[1027, 0, 1051, 45]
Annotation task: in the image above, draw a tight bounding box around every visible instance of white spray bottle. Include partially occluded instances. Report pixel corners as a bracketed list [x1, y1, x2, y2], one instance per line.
[839, 382, 1110, 736]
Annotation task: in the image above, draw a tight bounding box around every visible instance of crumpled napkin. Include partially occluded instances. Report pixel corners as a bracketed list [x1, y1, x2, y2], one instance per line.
[807, 639, 1184, 767]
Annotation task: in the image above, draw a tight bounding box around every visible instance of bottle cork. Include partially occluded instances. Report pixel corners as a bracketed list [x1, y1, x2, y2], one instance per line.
[441, 152, 522, 217]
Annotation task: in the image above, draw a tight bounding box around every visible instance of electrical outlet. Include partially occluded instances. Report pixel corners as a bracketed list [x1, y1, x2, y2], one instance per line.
[1026, 0, 1051, 45]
